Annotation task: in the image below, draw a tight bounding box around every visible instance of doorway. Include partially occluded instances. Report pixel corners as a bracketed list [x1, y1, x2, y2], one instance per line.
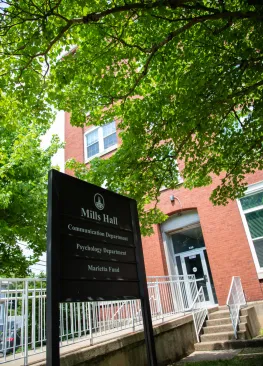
[181, 249, 213, 303]
[172, 224, 217, 306]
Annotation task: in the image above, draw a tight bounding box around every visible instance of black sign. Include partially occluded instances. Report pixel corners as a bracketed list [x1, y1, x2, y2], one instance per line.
[60, 258, 138, 281]
[46, 170, 157, 366]
[60, 280, 140, 302]
[48, 170, 140, 300]
[59, 176, 132, 231]
[61, 236, 136, 262]
[61, 217, 134, 248]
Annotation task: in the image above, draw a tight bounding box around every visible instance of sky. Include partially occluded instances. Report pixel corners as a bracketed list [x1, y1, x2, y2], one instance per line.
[19, 111, 65, 275]
[41, 110, 65, 172]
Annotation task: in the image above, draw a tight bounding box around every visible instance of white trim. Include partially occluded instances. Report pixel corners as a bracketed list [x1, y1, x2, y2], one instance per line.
[161, 210, 200, 234]
[180, 249, 214, 305]
[161, 232, 176, 276]
[169, 222, 201, 236]
[242, 204, 263, 214]
[253, 236, 263, 241]
[161, 215, 216, 305]
[84, 144, 117, 163]
[83, 123, 118, 163]
[174, 245, 206, 258]
[161, 213, 201, 277]
[244, 180, 263, 195]
[237, 180, 263, 279]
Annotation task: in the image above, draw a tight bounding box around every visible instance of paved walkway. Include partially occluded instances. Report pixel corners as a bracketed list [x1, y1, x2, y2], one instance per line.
[175, 350, 240, 364]
[174, 347, 263, 364]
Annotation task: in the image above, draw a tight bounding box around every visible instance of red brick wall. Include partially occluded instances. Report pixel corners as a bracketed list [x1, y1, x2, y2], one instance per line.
[142, 224, 169, 278]
[65, 114, 122, 174]
[65, 112, 84, 176]
[64, 112, 263, 305]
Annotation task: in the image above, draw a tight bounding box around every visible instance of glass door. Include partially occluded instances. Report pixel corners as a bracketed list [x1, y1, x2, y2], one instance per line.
[181, 250, 214, 304]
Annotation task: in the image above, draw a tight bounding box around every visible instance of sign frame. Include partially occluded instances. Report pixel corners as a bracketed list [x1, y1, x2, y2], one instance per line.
[46, 169, 157, 365]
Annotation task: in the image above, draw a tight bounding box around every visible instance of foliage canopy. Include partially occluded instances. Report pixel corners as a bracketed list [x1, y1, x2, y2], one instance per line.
[1, 0, 263, 234]
[0, 90, 60, 276]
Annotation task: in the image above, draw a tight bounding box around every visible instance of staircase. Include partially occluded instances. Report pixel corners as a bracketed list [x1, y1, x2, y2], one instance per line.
[195, 306, 251, 351]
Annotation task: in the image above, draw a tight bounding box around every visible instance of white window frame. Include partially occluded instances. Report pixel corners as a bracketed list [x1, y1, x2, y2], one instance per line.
[237, 180, 263, 279]
[84, 123, 118, 163]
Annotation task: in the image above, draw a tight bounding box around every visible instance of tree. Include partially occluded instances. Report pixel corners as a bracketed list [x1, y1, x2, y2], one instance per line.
[0, 91, 61, 276]
[1, 0, 263, 234]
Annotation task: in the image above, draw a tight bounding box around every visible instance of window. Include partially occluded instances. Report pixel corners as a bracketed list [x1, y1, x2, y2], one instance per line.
[172, 226, 205, 255]
[86, 129, 99, 158]
[84, 122, 117, 161]
[238, 181, 263, 278]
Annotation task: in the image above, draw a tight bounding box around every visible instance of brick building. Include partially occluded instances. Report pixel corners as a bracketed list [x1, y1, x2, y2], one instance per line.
[65, 113, 263, 306]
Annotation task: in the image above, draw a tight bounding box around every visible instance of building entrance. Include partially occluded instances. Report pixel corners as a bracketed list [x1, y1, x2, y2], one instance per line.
[180, 249, 213, 303]
[171, 225, 217, 306]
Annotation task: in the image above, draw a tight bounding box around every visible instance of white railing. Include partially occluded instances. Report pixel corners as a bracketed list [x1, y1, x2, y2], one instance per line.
[191, 287, 208, 342]
[147, 275, 199, 312]
[0, 275, 201, 365]
[226, 276, 246, 339]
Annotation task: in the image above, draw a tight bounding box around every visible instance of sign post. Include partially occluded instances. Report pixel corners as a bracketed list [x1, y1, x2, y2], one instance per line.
[46, 169, 157, 365]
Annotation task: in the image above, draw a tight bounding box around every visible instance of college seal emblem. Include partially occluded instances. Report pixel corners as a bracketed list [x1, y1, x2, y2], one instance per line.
[94, 193, 105, 210]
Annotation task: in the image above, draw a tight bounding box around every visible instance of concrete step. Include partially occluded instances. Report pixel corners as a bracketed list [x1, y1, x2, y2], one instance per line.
[206, 318, 232, 326]
[240, 308, 250, 317]
[207, 306, 219, 314]
[218, 305, 229, 311]
[203, 324, 234, 334]
[209, 310, 230, 320]
[239, 315, 248, 323]
[237, 323, 247, 332]
[195, 338, 263, 351]
[203, 323, 247, 334]
[200, 330, 247, 342]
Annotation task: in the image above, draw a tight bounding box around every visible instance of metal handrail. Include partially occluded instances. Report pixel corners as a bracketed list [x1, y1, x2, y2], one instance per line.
[226, 276, 246, 339]
[0, 275, 204, 365]
[190, 286, 208, 342]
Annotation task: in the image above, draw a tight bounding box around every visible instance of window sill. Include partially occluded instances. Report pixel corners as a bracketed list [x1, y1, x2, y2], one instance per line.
[85, 144, 117, 163]
[257, 271, 263, 280]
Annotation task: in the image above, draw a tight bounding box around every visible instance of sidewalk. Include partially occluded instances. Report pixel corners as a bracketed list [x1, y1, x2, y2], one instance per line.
[175, 350, 240, 364]
[171, 347, 263, 365]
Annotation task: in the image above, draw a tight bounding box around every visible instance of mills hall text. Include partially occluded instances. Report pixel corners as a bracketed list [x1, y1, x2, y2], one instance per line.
[81, 208, 118, 225]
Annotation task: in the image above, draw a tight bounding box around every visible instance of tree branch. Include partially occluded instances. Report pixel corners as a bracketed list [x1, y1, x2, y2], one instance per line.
[18, 20, 72, 77]
[80, 0, 191, 23]
[119, 20, 198, 97]
[4, 0, 263, 82]
[151, 11, 263, 24]
[231, 80, 263, 98]
[232, 108, 244, 128]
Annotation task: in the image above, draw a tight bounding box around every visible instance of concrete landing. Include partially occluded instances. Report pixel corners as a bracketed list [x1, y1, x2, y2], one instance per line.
[173, 346, 263, 364]
[175, 350, 240, 364]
